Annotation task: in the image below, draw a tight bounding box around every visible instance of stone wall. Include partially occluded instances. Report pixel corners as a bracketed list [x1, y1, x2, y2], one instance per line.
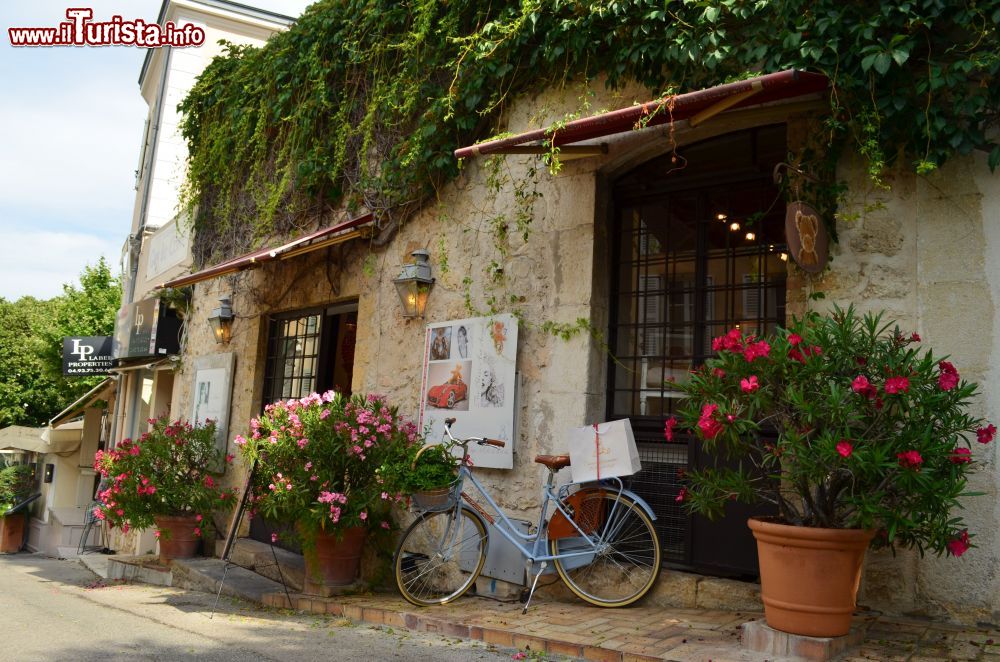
[797, 154, 1000, 625]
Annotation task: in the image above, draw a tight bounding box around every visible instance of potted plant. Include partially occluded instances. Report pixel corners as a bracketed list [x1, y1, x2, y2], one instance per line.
[404, 443, 460, 511]
[94, 416, 236, 562]
[0, 464, 34, 553]
[668, 305, 993, 637]
[236, 391, 418, 592]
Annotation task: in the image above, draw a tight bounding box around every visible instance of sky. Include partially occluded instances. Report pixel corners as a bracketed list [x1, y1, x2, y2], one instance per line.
[0, 0, 313, 301]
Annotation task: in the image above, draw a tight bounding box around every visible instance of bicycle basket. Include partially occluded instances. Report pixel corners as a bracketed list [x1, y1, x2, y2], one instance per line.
[549, 488, 607, 540]
[411, 479, 461, 513]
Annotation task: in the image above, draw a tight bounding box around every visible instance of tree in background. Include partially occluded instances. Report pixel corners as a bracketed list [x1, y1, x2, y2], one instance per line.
[0, 258, 121, 427]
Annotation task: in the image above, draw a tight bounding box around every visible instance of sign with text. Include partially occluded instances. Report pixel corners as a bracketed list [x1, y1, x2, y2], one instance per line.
[62, 336, 114, 376]
[112, 298, 181, 359]
[418, 314, 518, 469]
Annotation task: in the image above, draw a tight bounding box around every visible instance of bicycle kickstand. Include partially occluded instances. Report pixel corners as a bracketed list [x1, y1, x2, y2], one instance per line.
[522, 561, 547, 615]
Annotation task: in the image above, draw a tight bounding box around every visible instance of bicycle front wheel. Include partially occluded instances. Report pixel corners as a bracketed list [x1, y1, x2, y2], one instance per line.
[394, 506, 488, 606]
[550, 490, 661, 607]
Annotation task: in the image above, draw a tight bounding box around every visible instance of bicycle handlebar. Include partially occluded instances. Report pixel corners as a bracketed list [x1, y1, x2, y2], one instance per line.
[442, 419, 505, 449]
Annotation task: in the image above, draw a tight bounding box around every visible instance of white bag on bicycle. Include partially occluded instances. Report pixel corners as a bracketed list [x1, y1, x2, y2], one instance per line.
[567, 419, 641, 483]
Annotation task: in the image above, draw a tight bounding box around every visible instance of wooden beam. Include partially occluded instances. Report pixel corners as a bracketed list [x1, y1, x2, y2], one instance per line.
[689, 81, 764, 128]
[490, 144, 609, 157]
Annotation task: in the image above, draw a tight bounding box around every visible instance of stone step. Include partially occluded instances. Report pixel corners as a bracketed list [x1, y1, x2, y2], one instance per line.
[171, 557, 292, 607]
[106, 554, 172, 586]
[215, 537, 305, 592]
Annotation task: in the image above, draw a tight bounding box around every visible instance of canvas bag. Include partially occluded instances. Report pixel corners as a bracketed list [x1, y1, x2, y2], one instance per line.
[567, 419, 642, 483]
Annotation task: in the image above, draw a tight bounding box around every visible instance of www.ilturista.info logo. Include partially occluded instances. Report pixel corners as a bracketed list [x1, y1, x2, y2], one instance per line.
[8, 8, 205, 48]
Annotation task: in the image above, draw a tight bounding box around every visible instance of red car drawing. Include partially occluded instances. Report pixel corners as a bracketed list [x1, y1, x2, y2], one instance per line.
[426, 379, 468, 409]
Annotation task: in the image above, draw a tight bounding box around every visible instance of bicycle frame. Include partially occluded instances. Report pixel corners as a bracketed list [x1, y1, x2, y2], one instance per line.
[450, 462, 629, 566]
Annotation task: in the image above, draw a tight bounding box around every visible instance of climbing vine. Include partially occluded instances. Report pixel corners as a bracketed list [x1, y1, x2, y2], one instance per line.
[179, 0, 999, 269]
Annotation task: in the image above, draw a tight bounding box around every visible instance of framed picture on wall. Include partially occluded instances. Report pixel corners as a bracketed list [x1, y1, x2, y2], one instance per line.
[190, 352, 236, 465]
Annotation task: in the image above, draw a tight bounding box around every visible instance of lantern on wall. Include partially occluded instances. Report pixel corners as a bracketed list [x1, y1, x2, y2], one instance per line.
[208, 297, 235, 344]
[393, 249, 435, 318]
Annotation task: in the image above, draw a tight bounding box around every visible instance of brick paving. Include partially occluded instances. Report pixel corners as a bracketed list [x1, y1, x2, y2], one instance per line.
[257, 589, 1000, 661]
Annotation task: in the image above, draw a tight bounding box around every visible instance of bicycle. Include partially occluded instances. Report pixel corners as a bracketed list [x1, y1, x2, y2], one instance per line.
[393, 418, 661, 611]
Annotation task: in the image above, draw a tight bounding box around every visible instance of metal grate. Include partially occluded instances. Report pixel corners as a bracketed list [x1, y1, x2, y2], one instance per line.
[608, 126, 788, 570]
[262, 311, 323, 406]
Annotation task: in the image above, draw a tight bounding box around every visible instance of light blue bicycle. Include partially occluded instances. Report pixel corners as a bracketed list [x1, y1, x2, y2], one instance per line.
[393, 418, 661, 609]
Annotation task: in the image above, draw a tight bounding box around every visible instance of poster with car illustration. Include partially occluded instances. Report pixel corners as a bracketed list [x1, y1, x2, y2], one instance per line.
[419, 314, 518, 469]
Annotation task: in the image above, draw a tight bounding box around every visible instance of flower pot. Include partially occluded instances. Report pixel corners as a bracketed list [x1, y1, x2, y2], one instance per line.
[154, 514, 201, 562]
[0, 512, 26, 554]
[748, 517, 875, 637]
[302, 526, 366, 593]
[411, 485, 456, 512]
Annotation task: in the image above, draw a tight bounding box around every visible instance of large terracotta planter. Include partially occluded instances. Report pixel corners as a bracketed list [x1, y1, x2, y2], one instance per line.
[302, 526, 366, 593]
[749, 517, 875, 637]
[0, 513, 26, 554]
[154, 514, 200, 562]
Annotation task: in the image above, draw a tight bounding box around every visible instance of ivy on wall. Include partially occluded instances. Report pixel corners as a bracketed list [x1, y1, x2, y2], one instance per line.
[179, 0, 999, 267]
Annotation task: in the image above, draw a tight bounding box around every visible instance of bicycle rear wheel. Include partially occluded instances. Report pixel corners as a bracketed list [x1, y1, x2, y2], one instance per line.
[394, 506, 488, 606]
[550, 490, 661, 607]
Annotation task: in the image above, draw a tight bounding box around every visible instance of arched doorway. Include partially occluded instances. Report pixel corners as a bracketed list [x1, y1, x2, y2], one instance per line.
[607, 125, 787, 576]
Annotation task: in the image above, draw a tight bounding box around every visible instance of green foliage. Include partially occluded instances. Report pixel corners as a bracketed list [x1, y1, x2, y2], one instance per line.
[0, 465, 34, 512]
[94, 416, 236, 533]
[671, 305, 991, 556]
[0, 259, 121, 427]
[237, 392, 420, 535]
[179, 0, 999, 267]
[402, 444, 459, 493]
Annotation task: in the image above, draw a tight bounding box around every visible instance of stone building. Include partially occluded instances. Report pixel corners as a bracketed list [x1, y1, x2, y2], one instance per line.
[101, 2, 999, 624]
[144, 67, 999, 624]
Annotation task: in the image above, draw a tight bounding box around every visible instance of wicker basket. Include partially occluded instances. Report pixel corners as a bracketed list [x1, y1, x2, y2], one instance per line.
[411, 479, 460, 512]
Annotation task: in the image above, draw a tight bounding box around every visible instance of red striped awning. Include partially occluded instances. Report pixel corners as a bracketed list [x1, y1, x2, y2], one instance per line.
[454, 69, 828, 159]
[160, 213, 374, 289]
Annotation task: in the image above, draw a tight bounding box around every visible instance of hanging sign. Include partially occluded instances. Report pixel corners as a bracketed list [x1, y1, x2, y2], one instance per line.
[418, 314, 518, 469]
[784, 201, 829, 273]
[62, 336, 114, 376]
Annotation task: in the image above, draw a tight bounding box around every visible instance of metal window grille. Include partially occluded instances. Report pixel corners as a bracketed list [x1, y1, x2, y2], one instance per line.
[608, 126, 788, 569]
[262, 312, 323, 406]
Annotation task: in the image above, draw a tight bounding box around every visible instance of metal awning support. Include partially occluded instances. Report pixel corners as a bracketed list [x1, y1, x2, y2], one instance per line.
[454, 69, 828, 160]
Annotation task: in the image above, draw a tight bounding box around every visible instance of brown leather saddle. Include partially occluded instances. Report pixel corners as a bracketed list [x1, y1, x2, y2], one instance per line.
[534, 454, 571, 471]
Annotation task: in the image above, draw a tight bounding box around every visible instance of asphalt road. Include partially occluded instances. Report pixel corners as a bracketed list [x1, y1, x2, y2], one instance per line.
[0, 554, 513, 662]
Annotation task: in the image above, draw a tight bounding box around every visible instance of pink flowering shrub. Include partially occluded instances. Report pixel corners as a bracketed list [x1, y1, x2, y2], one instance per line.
[94, 416, 236, 535]
[670, 305, 992, 557]
[237, 391, 419, 535]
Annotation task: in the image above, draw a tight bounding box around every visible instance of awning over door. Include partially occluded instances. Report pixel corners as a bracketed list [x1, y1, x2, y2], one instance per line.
[160, 213, 374, 289]
[0, 425, 80, 454]
[48, 377, 115, 428]
[454, 69, 828, 159]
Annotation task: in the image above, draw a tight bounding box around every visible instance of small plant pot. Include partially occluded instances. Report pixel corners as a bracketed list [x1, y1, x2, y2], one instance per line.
[749, 517, 875, 637]
[411, 481, 459, 512]
[154, 514, 201, 562]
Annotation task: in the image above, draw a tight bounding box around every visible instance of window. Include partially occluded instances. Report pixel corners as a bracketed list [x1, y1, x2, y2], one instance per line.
[608, 126, 787, 570]
[261, 304, 358, 407]
[262, 311, 323, 406]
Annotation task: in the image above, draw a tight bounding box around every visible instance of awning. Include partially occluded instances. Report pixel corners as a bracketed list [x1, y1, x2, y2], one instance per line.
[160, 213, 374, 289]
[48, 377, 115, 428]
[0, 425, 79, 455]
[454, 69, 829, 159]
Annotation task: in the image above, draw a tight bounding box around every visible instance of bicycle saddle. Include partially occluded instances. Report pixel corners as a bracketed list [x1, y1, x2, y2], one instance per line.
[534, 454, 571, 471]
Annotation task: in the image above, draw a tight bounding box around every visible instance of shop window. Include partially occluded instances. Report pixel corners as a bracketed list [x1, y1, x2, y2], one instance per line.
[608, 125, 786, 574]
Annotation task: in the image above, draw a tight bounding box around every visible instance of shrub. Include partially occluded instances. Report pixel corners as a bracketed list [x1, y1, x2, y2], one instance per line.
[94, 416, 236, 536]
[670, 305, 993, 557]
[0, 465, 33, 512]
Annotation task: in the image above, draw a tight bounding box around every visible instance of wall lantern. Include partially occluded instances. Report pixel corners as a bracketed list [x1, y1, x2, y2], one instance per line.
[393, 249, 435, 318]
[208, 296, 235, 344]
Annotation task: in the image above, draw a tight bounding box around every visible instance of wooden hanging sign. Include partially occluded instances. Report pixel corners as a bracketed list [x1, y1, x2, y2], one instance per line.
[784, 201, 828, 273]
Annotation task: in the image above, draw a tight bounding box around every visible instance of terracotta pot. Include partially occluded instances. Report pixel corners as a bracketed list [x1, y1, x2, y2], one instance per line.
[302, 526, 366, 592]
[411, 486, 453, 511]
[0, 513, 26, 554]
[749, 517, 875, 637]
[154, 514, 201, 562]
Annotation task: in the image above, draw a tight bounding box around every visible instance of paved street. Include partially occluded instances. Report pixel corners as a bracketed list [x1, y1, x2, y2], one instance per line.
[0, 554, 512, 662]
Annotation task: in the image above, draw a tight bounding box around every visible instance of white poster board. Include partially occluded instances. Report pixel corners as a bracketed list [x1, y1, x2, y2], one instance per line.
[419, 314, 518, 469]
[190, 352, 235, 463]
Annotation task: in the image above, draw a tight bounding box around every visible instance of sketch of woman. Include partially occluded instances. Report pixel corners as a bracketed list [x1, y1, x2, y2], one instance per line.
[456, 326, 468, 359]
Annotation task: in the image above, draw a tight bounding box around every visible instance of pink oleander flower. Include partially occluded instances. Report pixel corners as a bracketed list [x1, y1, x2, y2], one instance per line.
[836, 440, 853, 458]
[664, 416, 678, 442]
[740, 375, 760, 393]
[947, 530, 970, 557]
[976, 424, 996, 445]
[897, 450, 923, 469]
[271, 533, 279, 543]
[697, 404, 723, 440]
[884, 376, 910, 394]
